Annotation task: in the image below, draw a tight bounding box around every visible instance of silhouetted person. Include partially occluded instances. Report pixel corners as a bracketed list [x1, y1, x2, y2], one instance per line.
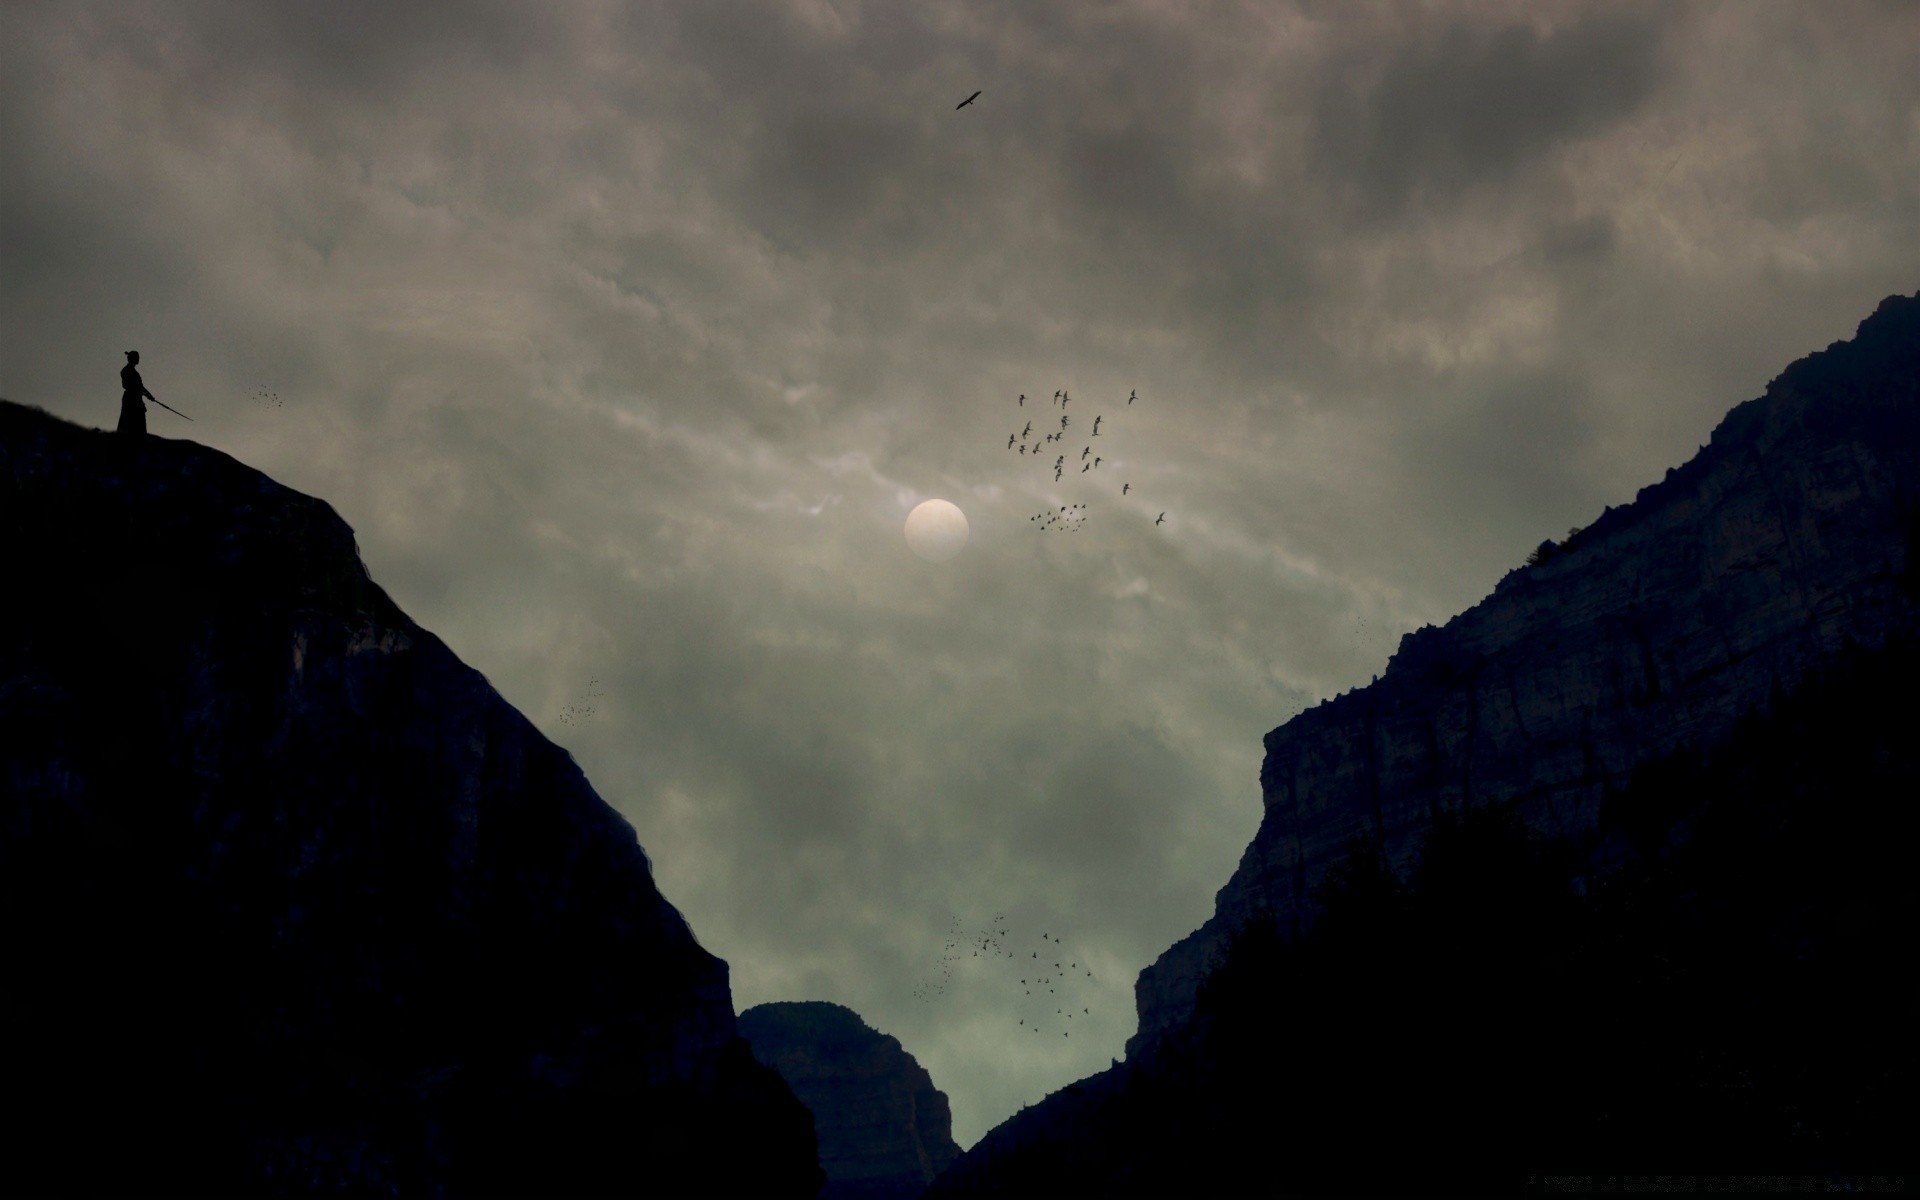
[119, 350, 154, 436]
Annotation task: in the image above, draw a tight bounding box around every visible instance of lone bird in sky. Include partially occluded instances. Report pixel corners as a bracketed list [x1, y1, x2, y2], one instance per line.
[1156, 512, 1167, 526]
[956, 90, 981, 109]
[1123, 483, 1130, 494]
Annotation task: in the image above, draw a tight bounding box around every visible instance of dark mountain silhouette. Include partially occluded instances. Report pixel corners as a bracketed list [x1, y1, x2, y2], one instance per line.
[0, 399, 823, 1197]
[929, 291, 1920, 1195]
[740, 1001, 960, 1200]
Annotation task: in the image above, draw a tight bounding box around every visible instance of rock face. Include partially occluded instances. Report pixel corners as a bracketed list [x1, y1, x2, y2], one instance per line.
[0, 399, 823, 1197]
[740, 1001, 960, 1200]
[1130, 291, 1920, 1056]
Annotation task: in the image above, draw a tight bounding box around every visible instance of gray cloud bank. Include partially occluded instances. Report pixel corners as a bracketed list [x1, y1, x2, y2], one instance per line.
[4, 0, 1917, 1145]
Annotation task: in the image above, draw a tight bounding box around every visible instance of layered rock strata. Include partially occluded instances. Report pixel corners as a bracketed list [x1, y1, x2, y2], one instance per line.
[1131, 292, 1920, 1055]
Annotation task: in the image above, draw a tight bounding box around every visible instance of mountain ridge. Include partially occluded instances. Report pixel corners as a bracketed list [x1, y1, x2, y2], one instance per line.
[0, 398, 823, 1196]
[1129, 290, 1920, 1055]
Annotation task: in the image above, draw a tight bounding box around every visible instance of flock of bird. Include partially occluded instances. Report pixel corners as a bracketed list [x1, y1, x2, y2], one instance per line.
[251, 386, 283, 409]
[912, 913, 1097, 1039]
[1004, 388, 1166, 532]
[558, 676, 603, 727]
[957, 90, 1168, 533]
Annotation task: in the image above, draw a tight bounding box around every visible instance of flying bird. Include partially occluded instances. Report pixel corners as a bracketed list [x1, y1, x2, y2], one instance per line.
[1129, 389, 1136, 405]
[1122, 483, 1130, 494]
[956, 90, 981, 109]
[1156, 512, 1167, 526]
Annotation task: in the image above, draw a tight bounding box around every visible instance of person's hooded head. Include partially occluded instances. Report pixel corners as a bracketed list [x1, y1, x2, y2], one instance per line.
[125, 350, 139, 365]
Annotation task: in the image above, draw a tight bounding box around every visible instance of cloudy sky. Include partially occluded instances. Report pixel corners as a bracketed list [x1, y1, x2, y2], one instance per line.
[5, 0, 1918, 1146]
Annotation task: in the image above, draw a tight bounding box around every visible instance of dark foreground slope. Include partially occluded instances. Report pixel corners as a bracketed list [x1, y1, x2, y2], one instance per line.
[932, 293, 1920, 1195]
[0, 400, 822, 1198]
[740, 1002, 960, 1200]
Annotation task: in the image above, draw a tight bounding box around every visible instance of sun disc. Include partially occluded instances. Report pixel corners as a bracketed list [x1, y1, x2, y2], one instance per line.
[904, 499, 969, 561]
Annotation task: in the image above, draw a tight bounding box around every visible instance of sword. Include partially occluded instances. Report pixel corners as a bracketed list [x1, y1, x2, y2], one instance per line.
[147, 396, 193, 421]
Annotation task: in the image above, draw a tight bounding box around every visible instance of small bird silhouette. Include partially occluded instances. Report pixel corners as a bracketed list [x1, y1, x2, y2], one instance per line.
[1128, 389, 1136, 405]
[1122, 483, 1130, 494]
[1018, 394, 1025, 405]
[1156, 512, 1166, 526]
[956, 90, 981, 110]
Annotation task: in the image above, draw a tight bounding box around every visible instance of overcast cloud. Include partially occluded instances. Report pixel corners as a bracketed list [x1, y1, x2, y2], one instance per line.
[4, 0, 1918, 1146]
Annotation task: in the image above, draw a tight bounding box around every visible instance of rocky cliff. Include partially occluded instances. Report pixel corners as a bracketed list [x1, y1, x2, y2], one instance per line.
[1130, 291, 1920, 1055]
[740, 1001, 960, 1200]
[928, 290, 1920, 1195]
[0, 399, 823, 1197]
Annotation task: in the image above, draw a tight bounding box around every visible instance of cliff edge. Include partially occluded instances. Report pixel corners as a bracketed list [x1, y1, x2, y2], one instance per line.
[0, 400, 823, 1197]
[1130, 292, 1920, 1055]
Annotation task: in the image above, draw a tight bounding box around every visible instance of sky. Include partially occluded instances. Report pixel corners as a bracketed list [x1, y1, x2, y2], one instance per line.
[4, 0, 1918, 1148]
